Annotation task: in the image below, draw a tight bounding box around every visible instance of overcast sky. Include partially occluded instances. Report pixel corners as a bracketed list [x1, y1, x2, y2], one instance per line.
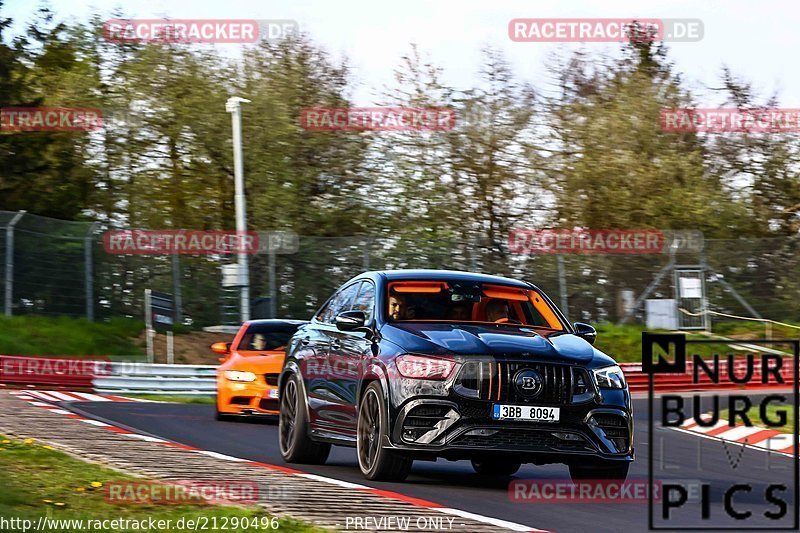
[5, 0, 799, 106]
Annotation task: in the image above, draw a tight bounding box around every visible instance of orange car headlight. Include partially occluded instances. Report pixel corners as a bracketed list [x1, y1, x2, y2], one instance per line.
[224, 370, 257, 382]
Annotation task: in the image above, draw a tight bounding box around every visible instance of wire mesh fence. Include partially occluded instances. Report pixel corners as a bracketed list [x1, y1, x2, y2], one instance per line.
[2, 210, 799, 327]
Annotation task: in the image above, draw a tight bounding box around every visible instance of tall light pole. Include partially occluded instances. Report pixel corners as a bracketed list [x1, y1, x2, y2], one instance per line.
[226, 96, 251, 322]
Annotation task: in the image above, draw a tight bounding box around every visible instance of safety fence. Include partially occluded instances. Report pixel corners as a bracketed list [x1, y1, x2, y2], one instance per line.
[3, 210, 800, 328]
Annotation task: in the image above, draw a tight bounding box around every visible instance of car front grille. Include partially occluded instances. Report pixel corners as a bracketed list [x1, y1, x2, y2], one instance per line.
[455, 361, 591, 405]
[450, 428, 594, 452]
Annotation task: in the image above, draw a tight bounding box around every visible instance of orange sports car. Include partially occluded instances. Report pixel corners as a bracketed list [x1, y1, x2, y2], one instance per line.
[213, 319, 306, 420]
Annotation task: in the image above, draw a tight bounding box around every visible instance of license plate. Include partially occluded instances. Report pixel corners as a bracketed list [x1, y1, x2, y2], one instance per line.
[492, 404, 560, 422]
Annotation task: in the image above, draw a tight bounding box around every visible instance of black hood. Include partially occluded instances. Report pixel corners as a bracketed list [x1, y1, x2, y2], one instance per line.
[381, 322, 601, 365]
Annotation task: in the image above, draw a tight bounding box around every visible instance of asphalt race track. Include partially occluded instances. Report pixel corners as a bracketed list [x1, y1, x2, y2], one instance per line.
[68, 394, 796, 532]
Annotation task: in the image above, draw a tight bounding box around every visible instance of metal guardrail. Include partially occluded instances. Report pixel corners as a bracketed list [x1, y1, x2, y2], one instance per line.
[93, 363, 217, 396]
[106, 362, 217, 376]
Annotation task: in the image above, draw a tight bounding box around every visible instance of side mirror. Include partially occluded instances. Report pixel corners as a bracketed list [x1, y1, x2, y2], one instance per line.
[335, 310, 367, 332]
[573, 322, 597, 345]
[211, 342, 231, 355]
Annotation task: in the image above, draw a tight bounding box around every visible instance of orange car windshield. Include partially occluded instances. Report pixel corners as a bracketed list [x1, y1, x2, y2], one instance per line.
[237, 325, 297, 352]
[386, 281, 564, 330]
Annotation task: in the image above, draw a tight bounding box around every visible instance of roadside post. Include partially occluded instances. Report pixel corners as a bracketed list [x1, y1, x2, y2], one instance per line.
[145, 289, 174, 364]
[226, 96, 251, 323]
[4, 210, 25, 317]
[144, 289, 153, 363]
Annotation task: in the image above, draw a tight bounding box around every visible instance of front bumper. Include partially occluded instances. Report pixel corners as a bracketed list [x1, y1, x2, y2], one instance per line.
[217, 377, 280, 415]
[387, 396, 634, 463]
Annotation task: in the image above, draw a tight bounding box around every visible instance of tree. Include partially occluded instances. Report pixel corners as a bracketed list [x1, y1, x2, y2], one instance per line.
[236, 35, 375, 316]
[0, 6, 97, 219]
[446, 47, 539, 273]
[539, 36, 755, 320]
[544, 38, 748, 235]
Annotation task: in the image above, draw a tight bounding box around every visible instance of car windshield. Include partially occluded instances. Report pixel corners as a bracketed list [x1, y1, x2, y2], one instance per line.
[386, 281, 564, 330]
[238, 324, 299, 352]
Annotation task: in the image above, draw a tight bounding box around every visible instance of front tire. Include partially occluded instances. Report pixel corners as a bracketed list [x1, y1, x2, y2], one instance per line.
[357, 382, 412, 481]
[569, 460, 630, 482]
[471, 458, 521, 476]
[279, 374, 330, 464]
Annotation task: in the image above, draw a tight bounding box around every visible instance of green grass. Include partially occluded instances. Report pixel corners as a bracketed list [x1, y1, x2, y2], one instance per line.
[593, 323, 652, 362]
[712, 320, 800, 339]
[123, 394, 217, 404]
[0, 316, 144, 357]
[720, 404, 794, 434]
[0, 435, 322, 533]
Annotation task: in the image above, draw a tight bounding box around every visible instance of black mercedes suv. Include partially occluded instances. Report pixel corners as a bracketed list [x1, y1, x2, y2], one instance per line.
[278, 269, 633, 482]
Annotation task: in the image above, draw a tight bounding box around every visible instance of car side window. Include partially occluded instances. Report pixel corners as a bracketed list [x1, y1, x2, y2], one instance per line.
[319, 283, 359, 324]
[314, 298, 333, 323]
[351, 281, 375, 323]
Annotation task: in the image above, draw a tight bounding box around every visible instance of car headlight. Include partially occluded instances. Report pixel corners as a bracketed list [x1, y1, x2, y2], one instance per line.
[224, 370, 257, 382]
[396, 354, 456, 380]
[593, 365, 626, 389]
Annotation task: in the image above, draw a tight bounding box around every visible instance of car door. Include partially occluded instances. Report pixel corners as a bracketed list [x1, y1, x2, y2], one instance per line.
[324, 280, 376, 435]
[309, 282, 361, 432]
[301, 293, 343, 425]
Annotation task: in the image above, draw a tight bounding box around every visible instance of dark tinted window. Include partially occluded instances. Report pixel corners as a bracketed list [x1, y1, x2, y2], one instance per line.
[351, 281, 375, 322]
[238, 324, 300, 352]
[317, 282, 360, 324]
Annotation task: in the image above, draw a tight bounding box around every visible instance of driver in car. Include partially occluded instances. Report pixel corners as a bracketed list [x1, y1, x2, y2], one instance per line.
[486, 299, 512, 323]
[388, 293, 406, 320]
[252, 333, 267, 351]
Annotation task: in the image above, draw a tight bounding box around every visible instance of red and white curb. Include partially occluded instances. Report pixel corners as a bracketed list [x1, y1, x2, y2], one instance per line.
[10, 390, 141, 403]
[7, 391, 548, 533]
[677, 413, 795, 457]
